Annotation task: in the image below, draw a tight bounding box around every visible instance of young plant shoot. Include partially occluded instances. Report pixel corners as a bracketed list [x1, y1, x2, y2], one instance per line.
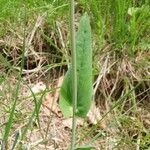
[59, 13, 92, 118]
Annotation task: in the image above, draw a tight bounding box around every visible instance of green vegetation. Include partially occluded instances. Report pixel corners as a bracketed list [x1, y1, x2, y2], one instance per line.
[60, 13, 92, 118]
[0, 0, 149, 149]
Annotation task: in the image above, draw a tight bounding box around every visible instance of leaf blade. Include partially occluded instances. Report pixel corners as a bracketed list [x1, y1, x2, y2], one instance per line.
[59, 13, 92, 118]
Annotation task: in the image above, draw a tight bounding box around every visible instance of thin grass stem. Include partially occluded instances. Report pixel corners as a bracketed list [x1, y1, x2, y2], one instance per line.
[70, 0, 77, 150]
[1, 3, 27, 150]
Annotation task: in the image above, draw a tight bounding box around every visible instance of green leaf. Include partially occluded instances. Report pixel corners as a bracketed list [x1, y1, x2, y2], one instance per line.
[75, 146, 95, 150]
[59, 13, 92, 117]
[59, 68, 73, 117]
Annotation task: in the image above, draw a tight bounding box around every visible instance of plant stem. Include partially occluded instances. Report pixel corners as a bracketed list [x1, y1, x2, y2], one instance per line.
[70, 0, 77, 150]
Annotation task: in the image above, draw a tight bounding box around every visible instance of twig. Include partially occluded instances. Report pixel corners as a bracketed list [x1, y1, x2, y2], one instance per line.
[14, 59, 43, 74]
[56, 21, 69, 65]
[93, 54, 116, 96]
[25, 13, 46, 58]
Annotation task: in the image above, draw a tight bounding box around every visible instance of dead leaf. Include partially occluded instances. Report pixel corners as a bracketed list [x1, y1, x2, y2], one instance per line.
[31, 81, 46, 94]
[62, 117, 84, 129]
[42, 76, 64, 117]
[87, 101, 107, 129]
